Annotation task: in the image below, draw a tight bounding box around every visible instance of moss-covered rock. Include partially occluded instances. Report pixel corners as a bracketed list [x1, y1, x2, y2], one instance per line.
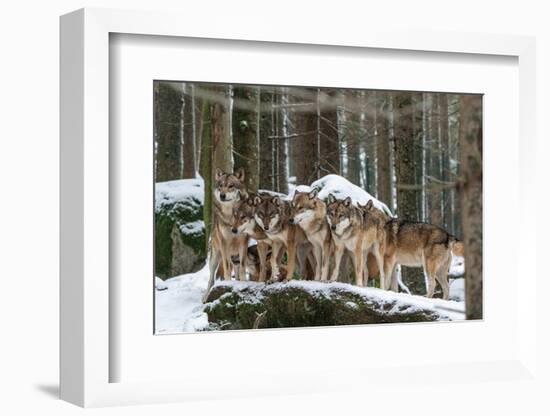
[204, 281, 446, 330]
[155, 179, 206, 279]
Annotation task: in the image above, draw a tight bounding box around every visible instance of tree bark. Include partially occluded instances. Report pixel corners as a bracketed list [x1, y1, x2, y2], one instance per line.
[439, 94, 452, 230]
[182, 83, 196, 179]
[155, 81, 183, 181]
[291, 88, 317, 185]
[318, 88, 341, 176]
[232, 86, 260, 193]
[345, 90, 362, 187]
[429, 94, 443, 225]
[211, 85, 232, 174]
[259, 88, 274, 190]
[200, 100, 213, 249]
[459, 95, 483, 320]
[376, 92, 391, 207]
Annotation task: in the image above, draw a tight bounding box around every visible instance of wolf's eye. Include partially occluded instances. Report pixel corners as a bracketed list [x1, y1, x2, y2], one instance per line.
[228, 184, 234, 189]
[241, 215, 246, 219]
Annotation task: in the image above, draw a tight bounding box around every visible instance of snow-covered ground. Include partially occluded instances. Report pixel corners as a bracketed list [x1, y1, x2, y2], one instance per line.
[155, 177, 204, 212]
[155, 264, 210, 334]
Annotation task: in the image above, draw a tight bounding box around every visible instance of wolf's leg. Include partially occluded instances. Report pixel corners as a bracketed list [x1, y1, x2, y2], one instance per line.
[435, 254, 452, 300]
[330, 244, 344, 282]
[312, 244, 322, 281]
[286, 239, 297, 281]
[257, 242, 268, 282]
[321, 239, 331, 281]
[203, 249, 220, 303]
[353, 243, 364, 287]
[424, 256, 438, 298]
[385, 255, 397, 291]
[270, 242, 282, 282]
[374, 244, 386, 290]
[238, 238, 248, 281]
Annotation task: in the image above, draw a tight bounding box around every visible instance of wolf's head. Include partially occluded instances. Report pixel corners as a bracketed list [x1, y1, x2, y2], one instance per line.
[326, 194, 355, 235]
[254, 195, 283, 232]
[214, 168, 246, 203]
[291, 188, 323, 225]
[231, 196, 257, 234]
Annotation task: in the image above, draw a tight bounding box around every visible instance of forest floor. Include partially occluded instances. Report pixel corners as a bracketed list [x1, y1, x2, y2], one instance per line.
[155, 256, 465, 334]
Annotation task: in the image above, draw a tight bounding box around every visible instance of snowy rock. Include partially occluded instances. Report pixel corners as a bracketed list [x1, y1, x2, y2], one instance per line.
[204, 280, 451, 330]
[155, 178, 206, 279]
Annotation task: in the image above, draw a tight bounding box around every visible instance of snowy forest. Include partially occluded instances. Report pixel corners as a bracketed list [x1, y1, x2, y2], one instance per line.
[154, 81, 482, 334]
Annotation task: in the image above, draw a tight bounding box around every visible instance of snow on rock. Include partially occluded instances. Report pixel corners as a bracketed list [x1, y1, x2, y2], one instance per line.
[309, 174, 393, 216]
[155, 177, 204, 213]
[155, 263, 210, 334]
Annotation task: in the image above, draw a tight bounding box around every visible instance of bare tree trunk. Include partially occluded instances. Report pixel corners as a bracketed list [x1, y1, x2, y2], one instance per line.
[155, 81, 183, 181]
[193, 85, 204, 165]
[364, 91, 377, 195]
[439, 94, 452, 230]
[459, 95, 483, 320]
[200, 100, 213, 248]
[394, 92, 424, 294]
[291, 87, 317, 186]
[259, 88, 274, 190]
[275, 88, 289, 194]
[211, 86, 232, 174]
[318, 88, 340, 176]
[345, 90, 362, 187]
[182, 83, 196, 178]
[376, 92, 391, 207]
[429, 94, 443, 225]
[233, 86, 260, 192]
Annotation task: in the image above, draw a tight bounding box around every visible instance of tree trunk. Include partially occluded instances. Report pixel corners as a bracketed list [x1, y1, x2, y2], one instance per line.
[376, 92, 391, 207]
[275, 89, 289, 194]
[232, 86, 260, 193]
[318, 88, 340, 176]
[259, 88, 274, 190]
[345, 90, 362, 187]
[182, 83, 196, 179]
[211, 86, 232, 174]
[439, 94, 452, 230]
[200, 100, 213, 249]
[459, 95, 483, 320]
[393, 92, 424, 294]
[364, 91, 377, 195]
[193, 84, 204, 165]
[291, 87, 317, 186]
[155, 81, 183, 181]
[429, 93, 443, 225]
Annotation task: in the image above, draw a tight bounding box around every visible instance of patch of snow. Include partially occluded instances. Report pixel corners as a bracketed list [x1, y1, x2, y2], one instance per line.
[155, 177, 204, 212]
[310, 174, 393, 216]
[155, 263, 210, 334]
[449, 278, 465, 302]
[449, 255, 465, 276]
[179, 219, 205, 236]
[155, 276, 168, 291]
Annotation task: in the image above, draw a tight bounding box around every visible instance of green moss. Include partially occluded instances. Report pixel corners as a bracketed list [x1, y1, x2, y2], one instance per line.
[204, 283, 441, 330]
[155, 195, 206, 279]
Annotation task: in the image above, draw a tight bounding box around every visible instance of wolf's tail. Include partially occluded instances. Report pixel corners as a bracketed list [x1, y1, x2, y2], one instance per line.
[449, 236, 464, 257]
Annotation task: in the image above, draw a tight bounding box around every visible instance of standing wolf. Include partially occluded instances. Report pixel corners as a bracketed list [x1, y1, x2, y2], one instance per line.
[383, 219, 464, 299]
[253, 195, 310, 282]
[291, 189, 332, 281]
[203, 168, 249, 302]
[326, 195, 366, 286]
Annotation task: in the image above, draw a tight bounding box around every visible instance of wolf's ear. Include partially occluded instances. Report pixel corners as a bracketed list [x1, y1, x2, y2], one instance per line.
[235, 167, 245, 182]
[215, 168, 223, 181]
[327, 193, 336, 204]
[366, 200, 374, 210]
[343, 197, 352, 207]
[253, 196, 262, 206]
[308, 188, 319, 200]
[272, 196, 281, 206]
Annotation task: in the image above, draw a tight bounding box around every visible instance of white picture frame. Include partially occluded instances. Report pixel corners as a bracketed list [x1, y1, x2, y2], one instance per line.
[60, 8, 537, 408]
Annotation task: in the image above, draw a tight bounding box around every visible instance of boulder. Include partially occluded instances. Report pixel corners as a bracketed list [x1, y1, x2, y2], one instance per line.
[204, 280, 448, 330]
[155, 178, 206, 279]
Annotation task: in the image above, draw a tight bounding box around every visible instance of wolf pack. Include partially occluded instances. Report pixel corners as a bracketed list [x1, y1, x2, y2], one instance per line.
[205, 168, 464, 302]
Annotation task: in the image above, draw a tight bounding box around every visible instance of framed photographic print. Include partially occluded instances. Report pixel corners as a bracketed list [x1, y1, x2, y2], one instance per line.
[60, 7, 537, 408]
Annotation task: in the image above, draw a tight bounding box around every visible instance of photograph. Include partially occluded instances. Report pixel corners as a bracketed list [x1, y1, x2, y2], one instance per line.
[153, 81, 482, 334]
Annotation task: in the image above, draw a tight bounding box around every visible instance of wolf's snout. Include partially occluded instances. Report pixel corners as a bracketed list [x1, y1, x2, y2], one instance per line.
[231, 228, 238, 234]
[289, 218, 295, 224]
[263, 225, 269, 231]
[220, 193, 226, 201]
[331, 225, 336, 231]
